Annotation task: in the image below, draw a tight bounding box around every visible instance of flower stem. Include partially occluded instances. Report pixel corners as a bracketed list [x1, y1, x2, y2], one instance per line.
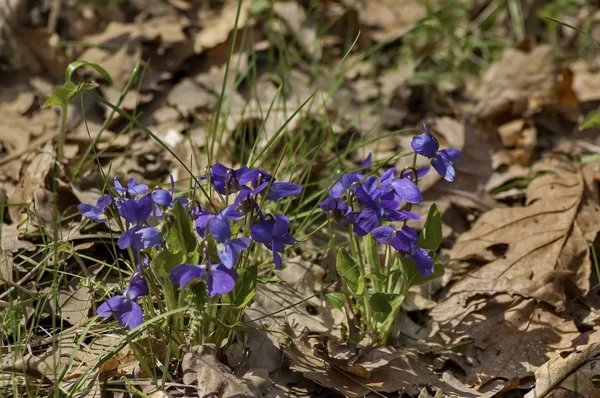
[57, 104, 68, 165]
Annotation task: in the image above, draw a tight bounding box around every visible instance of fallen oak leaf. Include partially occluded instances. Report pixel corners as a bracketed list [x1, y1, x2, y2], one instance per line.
[446, 157, 598, 311]
[283, 326, 443, 398]
[524, 343, 600, 398]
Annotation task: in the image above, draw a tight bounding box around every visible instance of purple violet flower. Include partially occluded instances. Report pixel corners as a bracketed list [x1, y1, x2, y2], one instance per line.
[238, 169, 302, 201]
[114, 177, 149, 197]
[208, 216, 251, 268]
[117, 196, 161, 251]
[97, 271, 148, 329]
[209, 163, 252, 195]
[170, 263, 238, 297]
[360, 153, 372, 168]
[78, 194, 112, 223]
[250, 214, 296, 268]
[328, 171, 364, 198]
[351, 180, 420, 237]
[380, 168, 423, 205]
[372, 225, 434, 276]
[411, 123, 461, 182]
[319, 197, 351, 223]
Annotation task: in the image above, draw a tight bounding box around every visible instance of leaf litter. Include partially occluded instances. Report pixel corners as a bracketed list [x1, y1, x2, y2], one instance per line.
[2, 1, 600, 397]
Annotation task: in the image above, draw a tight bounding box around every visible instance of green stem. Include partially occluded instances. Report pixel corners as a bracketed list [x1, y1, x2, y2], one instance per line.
[349, 226, 372, 332]
[57, 104, 68, 165]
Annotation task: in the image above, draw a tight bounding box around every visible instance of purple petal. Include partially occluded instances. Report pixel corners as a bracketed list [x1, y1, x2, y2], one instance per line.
[411, 133, 439, 158]
[355, 209, 380, 236]
[78, 204, 105, 223]
[362, 176, 380, 197]
[360, 153, 372, 167]
[117, 229, 134, 250]
[97, 295, 128, 317]
[439, 148, 462, 162]
[125, 274, 149, 300]
[229, 237, 251, 252]
[135, 227, 161, 249]
[218, 244, 236, 268]
[266, 182, 302, 201]
[353, 185, 378, 208]
[250, 221, 274, 244]
[221, 204, 244, 221]
[116, 300, 144, 329]
[152, 189, 173, 206]
[273, 218, 290, 236]
[431, 154, 456, 182]
[97, 194, 112, 211]
[328, 181, 345, 198]
[195, 213, 215, 238]
[272, 250, 283, 268]
[391, 178, 423, 204]
[206, 264, 238, 296]
[209, 217, 231, 243]
[114, 177, 125, 194]
[411, 247, 434, 276]
[127, 178, 149, 195]
[399, 226, 419, 247]
[390, 231, 414, 253]
[170, 264, 205, 289]
[379, 190, 402, 210]
[380, 168, 396, 185]
[119, 198, 152, 225]
[401, 167, 430, 180]
[372, 226, 395, 245]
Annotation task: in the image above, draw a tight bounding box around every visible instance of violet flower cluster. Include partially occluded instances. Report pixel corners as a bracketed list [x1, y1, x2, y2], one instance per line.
[320, 123, 461, 277]
[78, 166, 302, 329]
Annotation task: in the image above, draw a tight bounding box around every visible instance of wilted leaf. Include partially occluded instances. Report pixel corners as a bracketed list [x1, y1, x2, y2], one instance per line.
[244, 257, 344, 372]
[525, 343, 600, 398]
[181, 344, 266, 397]
[194, 1, 251, 54]
[446, 157, 599, 311]
[283, 327, 443, 397]
[433, 295, 580, 387]
[51, 282, 92, 326]
[467, 45, 558, 121]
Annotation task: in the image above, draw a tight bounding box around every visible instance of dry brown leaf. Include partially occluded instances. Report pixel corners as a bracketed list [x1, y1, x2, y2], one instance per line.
[446, 157, 598, 311]
[194, 1, 251, 54]
[273, 1, 320, 59]
[466, 45, 558, 121]
[351, 0, 425, 42]
[181, 344, 267, 397]
[244, 257, 344, 372]
[283, 327, 443, 397]
[433, 295, 580, 387]
[570, 57, 600, 103]
[7, 143, 54, 224]
[50, 282, 92, 326]
[525, 343, 600, 398]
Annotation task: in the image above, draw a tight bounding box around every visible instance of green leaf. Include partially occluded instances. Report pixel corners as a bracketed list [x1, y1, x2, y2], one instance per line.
[42, 81, 99, 108]
[369, 292, 404, 338]
[581, 113, 600, 130]
[65, 60, 113, 84]
[364, 234, 381, 275]
[336, 247, 361, 295]
[231, 266, 257, 308]
[397, 253, 444, 286]
[326, 292, 346, 310]
[168, 201, 198, 256]
[151, 250, 185, 280]
[418, 204, 442, 251]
